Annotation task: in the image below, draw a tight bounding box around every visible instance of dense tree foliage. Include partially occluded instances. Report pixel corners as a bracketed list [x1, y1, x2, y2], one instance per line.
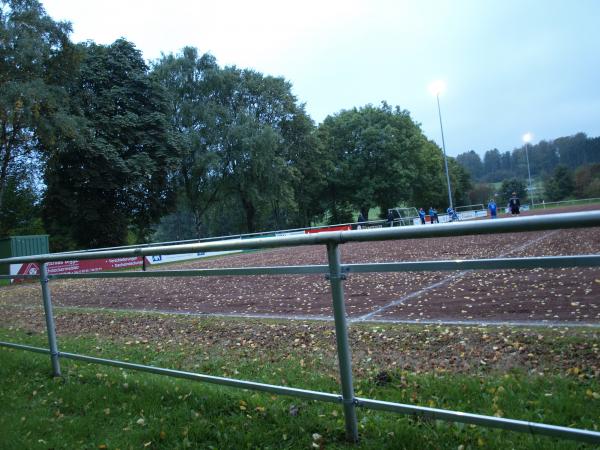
[500, 178, 527, 203]
[317, 103, 468, 222]
[457, 133, 600, 183]
[456, 150, 483, 180]
[152, 48, 317, 235]
[43, 39, 180, 249]
[574, 164, 600, 199]
[212, 67, 314, 232]
[467, 182, 495, 205]
[0, 0, 77, 214]
[150, 48, 229, 237]
[543, 165, 575, 201]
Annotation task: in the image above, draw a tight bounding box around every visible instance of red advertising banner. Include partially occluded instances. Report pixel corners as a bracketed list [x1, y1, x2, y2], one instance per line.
[305, 225, 352, 234]
[11, 257, 143, 281]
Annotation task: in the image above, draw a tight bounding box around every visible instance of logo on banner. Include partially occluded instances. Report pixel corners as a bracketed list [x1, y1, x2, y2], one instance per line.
[20, 263, 40, 276]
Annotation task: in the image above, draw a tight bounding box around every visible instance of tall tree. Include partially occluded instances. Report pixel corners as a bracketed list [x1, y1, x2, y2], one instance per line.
[467, 183, 495, 205]
[318, 102, 455, 217]
[43, 39, 180, 249]
[153, 50, 317, 235]
[152, 48, 226, 236]
[456, 150, 483, 180]
[0, 0, 77, 212]
[574, 163, 600, 198]
[500, 178, 526, 202]
[483, 149, 503, 181]
[527, 140, 558, 176]
[555, 133, 594, 168]
[544, 165, 575, 201]
[411, 140, 450, 210]
[218, 67, 307, 232]
[448, 158, 472, 206]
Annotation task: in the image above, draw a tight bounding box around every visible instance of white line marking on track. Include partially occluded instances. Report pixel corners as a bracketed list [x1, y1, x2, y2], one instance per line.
[351, 230, 561, 323]
[31, 229, 597, 328]
[50, 305, 600, 328]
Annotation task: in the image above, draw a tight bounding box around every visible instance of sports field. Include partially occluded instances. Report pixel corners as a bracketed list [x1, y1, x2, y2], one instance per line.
[1, 204, 598, 326]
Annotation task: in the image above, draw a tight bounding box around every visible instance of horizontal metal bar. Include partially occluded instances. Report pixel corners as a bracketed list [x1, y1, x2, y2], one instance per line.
[0, 341, 52, 355]
[1, 211, 599, 265]
[3, 341, 598, 443]
[0, 342, 341, 403]
[49, 265, 329, 280]
[59, 351, 342, 403]
[344, 255, 600, 273]
[357, 397, 600, 444]
[45, 255, 600, 281]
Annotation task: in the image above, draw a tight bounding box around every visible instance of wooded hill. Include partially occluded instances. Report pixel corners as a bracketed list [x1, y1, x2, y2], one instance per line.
[456, 134, 600, 204]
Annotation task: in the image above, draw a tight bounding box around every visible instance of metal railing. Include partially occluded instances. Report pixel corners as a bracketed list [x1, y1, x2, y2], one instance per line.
[51, 215, 415, 257]
[1, 211, 600, 444]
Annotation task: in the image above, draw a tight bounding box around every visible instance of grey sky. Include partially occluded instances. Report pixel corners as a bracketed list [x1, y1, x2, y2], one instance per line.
[41, 0, 600, 156]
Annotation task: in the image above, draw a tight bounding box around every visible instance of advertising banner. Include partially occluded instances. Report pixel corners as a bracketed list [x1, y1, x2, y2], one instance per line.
[305, 225, 351, 234]
[11, 256, 143, 281]
[146, 250, 241, 265]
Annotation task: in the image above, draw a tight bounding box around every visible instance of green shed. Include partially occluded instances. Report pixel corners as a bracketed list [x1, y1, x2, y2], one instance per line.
[0, 235, 49, 278]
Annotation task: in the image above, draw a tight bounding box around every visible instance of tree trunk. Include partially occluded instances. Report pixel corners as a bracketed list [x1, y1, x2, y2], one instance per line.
[0, 145, 14, 213]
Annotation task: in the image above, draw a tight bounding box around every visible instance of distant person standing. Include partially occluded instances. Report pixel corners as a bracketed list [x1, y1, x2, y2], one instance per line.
[488, 199, 497, 218]
[418, 208, 426, 224]
[386, 210, 394, 227]
[447, 206, 458, 222]
[429, 207, 439, 224]
[357, 211, 366, 229]
[509, 192, 521, 215]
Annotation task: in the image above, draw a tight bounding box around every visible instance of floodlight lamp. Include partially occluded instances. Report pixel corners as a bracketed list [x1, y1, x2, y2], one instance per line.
[428, 80, 446, 96]
[522, 132, 533, 143]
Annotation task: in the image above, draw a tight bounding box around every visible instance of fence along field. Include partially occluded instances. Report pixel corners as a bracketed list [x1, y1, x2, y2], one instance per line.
[0, 206, 599, 446]
[8, 205, 598, 326]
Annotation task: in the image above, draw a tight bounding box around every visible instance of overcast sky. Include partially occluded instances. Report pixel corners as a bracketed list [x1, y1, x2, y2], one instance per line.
[41, 0, 600, 157]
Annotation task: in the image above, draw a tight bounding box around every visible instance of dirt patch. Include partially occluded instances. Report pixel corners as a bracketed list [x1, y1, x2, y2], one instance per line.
[1, 307, 599, 377]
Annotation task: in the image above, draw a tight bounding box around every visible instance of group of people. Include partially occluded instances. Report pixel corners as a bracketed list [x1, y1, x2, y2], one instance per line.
[418, 207, 447, 224]
[379, 192, 522, 229]
[487, 192, 521, 218]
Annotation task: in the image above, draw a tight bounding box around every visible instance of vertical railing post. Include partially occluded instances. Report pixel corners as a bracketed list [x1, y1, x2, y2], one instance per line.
[39, 262, 61, 377]
[326, 243, 359, 442]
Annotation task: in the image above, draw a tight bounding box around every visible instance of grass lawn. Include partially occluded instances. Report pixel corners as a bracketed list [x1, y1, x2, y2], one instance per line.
[1, 312, 599, 449]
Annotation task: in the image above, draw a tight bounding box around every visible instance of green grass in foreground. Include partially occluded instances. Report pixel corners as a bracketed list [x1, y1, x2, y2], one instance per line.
[1, 328, 599, 450]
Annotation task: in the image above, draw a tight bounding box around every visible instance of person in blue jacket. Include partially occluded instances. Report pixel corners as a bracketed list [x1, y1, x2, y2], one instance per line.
[429, 207, 439, 224]
[418, 208, 426, 224]
[447, 206, 458, 222]
[488, 199, 498, 218]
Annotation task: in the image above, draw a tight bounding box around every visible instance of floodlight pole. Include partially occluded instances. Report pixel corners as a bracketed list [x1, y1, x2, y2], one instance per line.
[525, 142, 534, 206]
[436, 93, 454, 210]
